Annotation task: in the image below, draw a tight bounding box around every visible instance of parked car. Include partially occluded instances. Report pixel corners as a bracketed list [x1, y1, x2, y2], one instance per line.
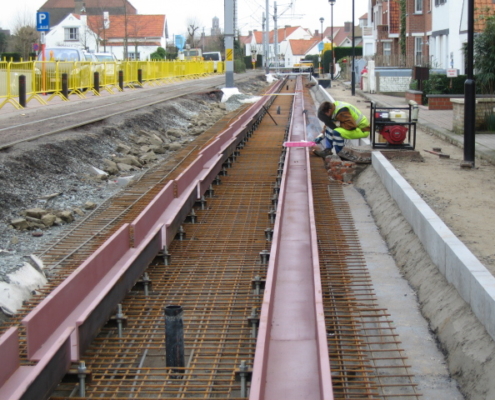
[94, 53, 118, 62]
[203, 51, 222, 72]
[37, 47, 87, 62]
[36, 47, 94, 91]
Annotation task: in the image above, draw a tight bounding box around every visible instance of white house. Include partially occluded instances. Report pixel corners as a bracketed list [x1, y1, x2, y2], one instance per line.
[245, 26, 313, 66]
[284, 38, 322, 67]
[87, 14, 167, 60]
[43, 12, 167, 60]
[44, 13, 99, 52]
[430, 0, 467, 72]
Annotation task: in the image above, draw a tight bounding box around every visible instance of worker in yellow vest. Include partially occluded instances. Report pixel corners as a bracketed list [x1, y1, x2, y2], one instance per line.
[313, 100, 370, 158]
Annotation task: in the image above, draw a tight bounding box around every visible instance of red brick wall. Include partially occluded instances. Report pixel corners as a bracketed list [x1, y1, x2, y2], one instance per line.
[406, 91, 423, 105]
[427, 96, 454, 110]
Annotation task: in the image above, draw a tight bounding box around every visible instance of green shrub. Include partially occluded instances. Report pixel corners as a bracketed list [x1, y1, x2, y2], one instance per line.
[234, 58, 246, 73]
[1, 52, 22, 62]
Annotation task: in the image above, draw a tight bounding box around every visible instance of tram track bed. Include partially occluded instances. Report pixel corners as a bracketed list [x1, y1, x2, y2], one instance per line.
[0, 74, 271, 319]
[0, 74, 466, 399]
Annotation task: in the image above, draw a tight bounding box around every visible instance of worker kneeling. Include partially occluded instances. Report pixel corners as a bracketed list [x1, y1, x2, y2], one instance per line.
[313, 100, 370, 158]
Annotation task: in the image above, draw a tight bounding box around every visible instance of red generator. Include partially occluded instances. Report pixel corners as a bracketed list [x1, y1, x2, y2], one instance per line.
[370, 102, 418, 150]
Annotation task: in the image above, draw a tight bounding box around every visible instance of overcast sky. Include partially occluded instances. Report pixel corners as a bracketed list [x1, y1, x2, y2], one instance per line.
[0, 0, 369, 38]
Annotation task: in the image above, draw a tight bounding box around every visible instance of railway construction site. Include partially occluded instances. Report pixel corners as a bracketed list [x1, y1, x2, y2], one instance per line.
[0, 70, 494, 399]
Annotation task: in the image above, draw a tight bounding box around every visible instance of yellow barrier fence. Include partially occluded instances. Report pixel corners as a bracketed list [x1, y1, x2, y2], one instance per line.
[0, 60, 224, 110]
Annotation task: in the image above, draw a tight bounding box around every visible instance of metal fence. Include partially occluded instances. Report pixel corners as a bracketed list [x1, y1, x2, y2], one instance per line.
[0, 60, 225, 110]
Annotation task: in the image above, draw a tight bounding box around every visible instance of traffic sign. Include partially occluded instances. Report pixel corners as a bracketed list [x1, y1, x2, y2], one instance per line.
[36, 12, 50, 31]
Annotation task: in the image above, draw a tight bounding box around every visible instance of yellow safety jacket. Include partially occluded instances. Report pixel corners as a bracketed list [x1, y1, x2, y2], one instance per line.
[332, 101, 370, 139]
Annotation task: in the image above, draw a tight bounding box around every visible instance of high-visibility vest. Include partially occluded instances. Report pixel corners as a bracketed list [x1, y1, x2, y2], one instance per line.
[332, 101, 369, 129]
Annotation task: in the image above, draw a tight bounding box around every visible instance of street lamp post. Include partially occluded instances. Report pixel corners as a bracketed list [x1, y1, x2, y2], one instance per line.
[319, 17, 324, 76]
[329, 0, 335, 80]
[351, 0, 355, 95]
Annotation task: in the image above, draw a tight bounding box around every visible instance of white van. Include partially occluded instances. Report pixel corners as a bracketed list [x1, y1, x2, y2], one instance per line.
[202, 52, 222, 72]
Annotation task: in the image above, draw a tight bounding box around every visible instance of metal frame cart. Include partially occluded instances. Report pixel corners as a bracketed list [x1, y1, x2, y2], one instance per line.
[370, 101, 418, 150]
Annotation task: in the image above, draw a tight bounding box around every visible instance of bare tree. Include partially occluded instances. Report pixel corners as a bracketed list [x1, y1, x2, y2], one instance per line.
[186, 17, 201, 48]
[128, 17, 146, 60]
[11, 10, 37, 59]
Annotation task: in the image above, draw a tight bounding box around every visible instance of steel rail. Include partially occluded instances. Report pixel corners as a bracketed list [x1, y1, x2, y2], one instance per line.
[249, 75, 333, 399]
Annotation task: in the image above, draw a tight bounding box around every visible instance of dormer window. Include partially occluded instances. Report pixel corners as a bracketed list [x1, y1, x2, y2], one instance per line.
[64, 27, 79, 41]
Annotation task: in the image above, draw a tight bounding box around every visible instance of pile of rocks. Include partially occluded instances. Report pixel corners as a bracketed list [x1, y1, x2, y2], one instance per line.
[9, 202, 97, 235]
[100, 102, 228, 176]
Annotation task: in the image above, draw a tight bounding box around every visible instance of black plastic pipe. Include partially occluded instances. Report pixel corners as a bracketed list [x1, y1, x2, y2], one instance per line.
[18, 75, 26, 108]
[164, 305, 185, 375]
[62, 73, 69, 100]
[93, 71, 100, 94]
[119, 70, 124, 91]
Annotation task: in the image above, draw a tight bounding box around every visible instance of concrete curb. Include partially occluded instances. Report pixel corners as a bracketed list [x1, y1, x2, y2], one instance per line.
[371, 151, 495, 342]
[314, 80, 495, 341]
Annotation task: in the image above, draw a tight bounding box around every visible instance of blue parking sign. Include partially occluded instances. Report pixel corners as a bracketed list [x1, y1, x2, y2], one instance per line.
[37, 12, 50, 31]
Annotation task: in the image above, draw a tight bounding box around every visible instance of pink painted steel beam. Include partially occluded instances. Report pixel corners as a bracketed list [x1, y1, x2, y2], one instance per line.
[250, 76, 333, 400]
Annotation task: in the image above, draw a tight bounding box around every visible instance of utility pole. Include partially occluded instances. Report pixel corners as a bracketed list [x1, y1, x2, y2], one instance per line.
[462, 0, 475, 167]
[265, 0, 270, 74]
[263, 13, 267, 72]
[351, 0, 355, 95]
[225, 0, 234, 87]
[273, 2, 278, 71]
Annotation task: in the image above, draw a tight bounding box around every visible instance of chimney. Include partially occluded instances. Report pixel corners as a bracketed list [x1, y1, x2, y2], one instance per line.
[249, 30, 252, 36]
[315, 30, 319, 37]
[74, 0, 83, 13]
[344, 21, 351, 32]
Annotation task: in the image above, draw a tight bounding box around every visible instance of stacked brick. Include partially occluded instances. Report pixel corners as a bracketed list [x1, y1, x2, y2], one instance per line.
[324, 155, 357, 183]
[427, 96, 454, 110]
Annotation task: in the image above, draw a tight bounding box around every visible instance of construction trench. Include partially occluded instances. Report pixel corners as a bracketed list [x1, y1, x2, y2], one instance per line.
[40, 77, 419, 399]
[2, 74, 490, 399]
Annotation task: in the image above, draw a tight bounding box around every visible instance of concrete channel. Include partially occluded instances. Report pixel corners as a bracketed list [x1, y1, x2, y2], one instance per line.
[0, 73, 488, 399]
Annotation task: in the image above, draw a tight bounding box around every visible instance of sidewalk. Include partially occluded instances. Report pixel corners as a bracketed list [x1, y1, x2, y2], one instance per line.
[324, 80, 495, 165]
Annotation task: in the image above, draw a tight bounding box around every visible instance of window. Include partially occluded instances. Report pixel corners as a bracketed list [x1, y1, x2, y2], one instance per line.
[415, 0, 423, 13]
[435, 0, 446, 5]
[383, 42, 391, 65]
[64, 27, 79, 41]
[129, 52, 140, 60]
[415, 37, 423, 65]
[383, 42, 392, 57]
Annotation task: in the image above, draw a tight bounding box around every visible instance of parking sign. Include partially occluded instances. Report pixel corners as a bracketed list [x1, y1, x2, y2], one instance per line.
[37, 12, 50, 31]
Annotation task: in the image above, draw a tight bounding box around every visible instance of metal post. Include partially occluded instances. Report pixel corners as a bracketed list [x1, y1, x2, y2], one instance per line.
[225, 0, 235, 87]
[18, 75, 26, 108]
[93, 71, 100, 94]
[265, 0, 270, 74]
[118, 70, 124, 91]
[62, 73, 69, 99]
[164, 305, 185, 375]
[329, 0, 335, 80]
[78, 361, 87, 397]
[320, 17, 324, 76]
[274, 2, 278, 72]
[351, 0, 356, 95]
[463, 0, 476, 167]
[239, 361, 248, 397]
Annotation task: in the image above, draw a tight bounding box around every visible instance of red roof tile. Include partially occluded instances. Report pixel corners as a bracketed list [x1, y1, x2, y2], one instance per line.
[475, 0, 495, 31]
[289, 39, 319, 55]
[251, 26, 304, 44]
[40, 0, 137, 12]
[87, 14, 166, 38]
